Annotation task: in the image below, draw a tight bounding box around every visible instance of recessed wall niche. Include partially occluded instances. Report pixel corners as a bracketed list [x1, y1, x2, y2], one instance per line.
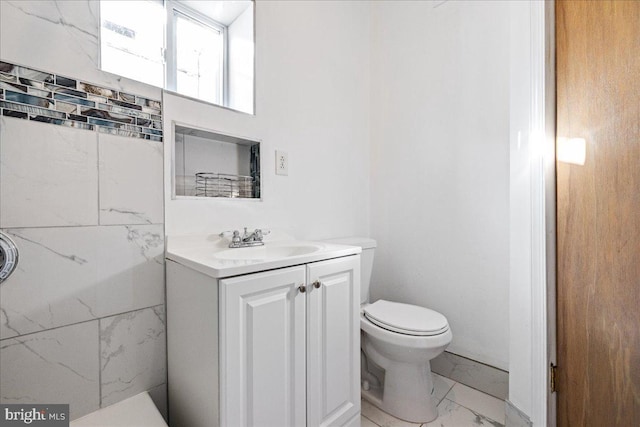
[173, 124, 260, 199]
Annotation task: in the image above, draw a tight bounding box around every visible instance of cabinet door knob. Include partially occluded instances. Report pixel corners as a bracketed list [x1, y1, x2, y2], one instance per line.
[313, 280, 321, 289]
[298, 284, 306, 293]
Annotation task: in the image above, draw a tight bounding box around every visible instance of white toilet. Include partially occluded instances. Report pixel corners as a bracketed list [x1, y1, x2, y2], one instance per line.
[331, 237, 452, 423]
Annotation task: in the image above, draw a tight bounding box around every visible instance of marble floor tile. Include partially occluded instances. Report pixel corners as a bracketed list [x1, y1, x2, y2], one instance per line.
[505, 400, 532, 427]
[362, 415, 379, 427]
[360, 376, 506, 427]
[361, 399, 421, 427]
[443, 383, 505, 424]
[432, 373, 456, 404]
[424, 398, 504, 427]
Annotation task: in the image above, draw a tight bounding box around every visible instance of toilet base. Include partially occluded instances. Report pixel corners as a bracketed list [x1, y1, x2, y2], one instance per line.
[361, 362, 438, 423]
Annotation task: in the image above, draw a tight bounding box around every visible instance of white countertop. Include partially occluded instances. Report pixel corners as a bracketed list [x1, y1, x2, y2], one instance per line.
[166, 231, 361, 279]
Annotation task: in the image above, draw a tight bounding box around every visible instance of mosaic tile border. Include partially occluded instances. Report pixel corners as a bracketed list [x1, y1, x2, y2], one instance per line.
[0, 61, 162, 142]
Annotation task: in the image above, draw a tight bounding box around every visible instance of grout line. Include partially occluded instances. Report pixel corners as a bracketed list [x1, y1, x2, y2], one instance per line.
[1, 223, 165, 230]
[447, 380, 506, 404]
[440, 383, 506, 425]
[97, 318, 103, 408]
[439, 351, 509, 374]
[443, 382, 458, 404]
[438, 379, 457, 405]
[0, 303, 165, 342]
[434, 370, 507, 401]
[361, 382, 505, 426]
[96, 131, 101, 226]
[438, 397, 505, 425]
[361, 413, 381, 427]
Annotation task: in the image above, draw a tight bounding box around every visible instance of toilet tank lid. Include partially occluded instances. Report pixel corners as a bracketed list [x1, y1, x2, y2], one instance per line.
[323, 237, 377, 249]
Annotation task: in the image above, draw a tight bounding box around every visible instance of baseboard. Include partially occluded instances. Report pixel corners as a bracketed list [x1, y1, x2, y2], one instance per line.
[505, 400, 533, 427]
[431, 351, 509, 400]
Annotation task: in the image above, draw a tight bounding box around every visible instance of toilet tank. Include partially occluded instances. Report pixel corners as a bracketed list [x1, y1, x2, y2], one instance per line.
[323, 237, 376, 304]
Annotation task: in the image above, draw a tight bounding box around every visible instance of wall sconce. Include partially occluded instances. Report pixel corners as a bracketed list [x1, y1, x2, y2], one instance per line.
[557, 137, 586, 165]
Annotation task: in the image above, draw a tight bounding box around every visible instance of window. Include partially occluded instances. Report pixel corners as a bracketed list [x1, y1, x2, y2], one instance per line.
[99, 0, 254, 114]
[171, 10, 224, 105]
[100, 0, 165, 88]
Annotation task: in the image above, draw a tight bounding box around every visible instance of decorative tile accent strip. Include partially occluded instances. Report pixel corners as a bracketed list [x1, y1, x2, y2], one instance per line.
[0, 61, 163, 142]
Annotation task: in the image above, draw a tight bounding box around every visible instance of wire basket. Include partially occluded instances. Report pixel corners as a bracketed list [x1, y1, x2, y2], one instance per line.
[195, 173, 254, 198]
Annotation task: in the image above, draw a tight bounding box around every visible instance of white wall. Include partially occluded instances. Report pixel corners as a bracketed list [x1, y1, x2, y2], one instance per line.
[165, 1, 371, 240]
[369, 0, 510, 370]
[228, 4, 254, 114]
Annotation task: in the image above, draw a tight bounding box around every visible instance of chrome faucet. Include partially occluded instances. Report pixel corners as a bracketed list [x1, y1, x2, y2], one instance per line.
[242, 227, 258, 243]
[220, 228, 270, 248]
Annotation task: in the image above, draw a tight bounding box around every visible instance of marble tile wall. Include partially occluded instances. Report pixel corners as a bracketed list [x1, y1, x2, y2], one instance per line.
[431, 351, 509, 400]
[0, 225, 164, 339]
[0, 63, 165, 420]
[100, 306, 166, 407]
[0, 321, 100, 420]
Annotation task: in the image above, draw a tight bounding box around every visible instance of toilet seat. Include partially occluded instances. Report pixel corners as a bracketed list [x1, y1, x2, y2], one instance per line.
[363, 300, 449, 336]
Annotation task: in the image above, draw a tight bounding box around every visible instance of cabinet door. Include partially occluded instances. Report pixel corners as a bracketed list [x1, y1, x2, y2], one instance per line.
[307, 256, 361, 427]
[220, 266, 307, 427]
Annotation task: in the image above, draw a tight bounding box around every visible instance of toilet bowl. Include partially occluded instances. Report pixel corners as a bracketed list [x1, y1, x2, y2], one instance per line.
[326, 237, 452, 424]
[361, 300, 452, 423]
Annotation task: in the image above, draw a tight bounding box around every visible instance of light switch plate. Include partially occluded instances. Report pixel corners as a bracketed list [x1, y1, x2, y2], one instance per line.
[276, 150, 288, 176]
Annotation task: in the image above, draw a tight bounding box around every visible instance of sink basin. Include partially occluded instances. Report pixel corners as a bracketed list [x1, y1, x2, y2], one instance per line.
[166, 232, 362, 278]
[215, 243, 321, 261]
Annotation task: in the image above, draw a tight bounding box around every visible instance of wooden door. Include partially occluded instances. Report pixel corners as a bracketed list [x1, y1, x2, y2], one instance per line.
[220, 266, 307, 427]
[306, 256, 361, 427]
[556, 1, 640, 425]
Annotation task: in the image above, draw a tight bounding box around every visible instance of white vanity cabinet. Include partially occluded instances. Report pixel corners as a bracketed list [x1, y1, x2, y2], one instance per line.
[167, 253, 361, 427]
[220, 265, 307, 427]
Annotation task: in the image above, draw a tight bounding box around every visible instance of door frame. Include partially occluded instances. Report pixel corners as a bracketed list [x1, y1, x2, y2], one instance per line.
[510, 1, 556, 426]
[533, 1, 556, 426]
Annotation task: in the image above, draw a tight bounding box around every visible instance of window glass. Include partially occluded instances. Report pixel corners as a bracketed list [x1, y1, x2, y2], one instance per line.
[100, 1, 165, 88]
[99, 0, 253, 114]
[175, 12, 224, 105]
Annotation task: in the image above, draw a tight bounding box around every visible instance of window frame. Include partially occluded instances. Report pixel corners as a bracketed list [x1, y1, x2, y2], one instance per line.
[98, 0, 230, 105]
[165, 0, 229, 106]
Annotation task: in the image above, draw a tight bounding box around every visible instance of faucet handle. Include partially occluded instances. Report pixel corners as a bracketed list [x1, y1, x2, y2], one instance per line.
[220, 230, 242, 241]
[220, 230, 242, 247]
[254, 229, 271, 241]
